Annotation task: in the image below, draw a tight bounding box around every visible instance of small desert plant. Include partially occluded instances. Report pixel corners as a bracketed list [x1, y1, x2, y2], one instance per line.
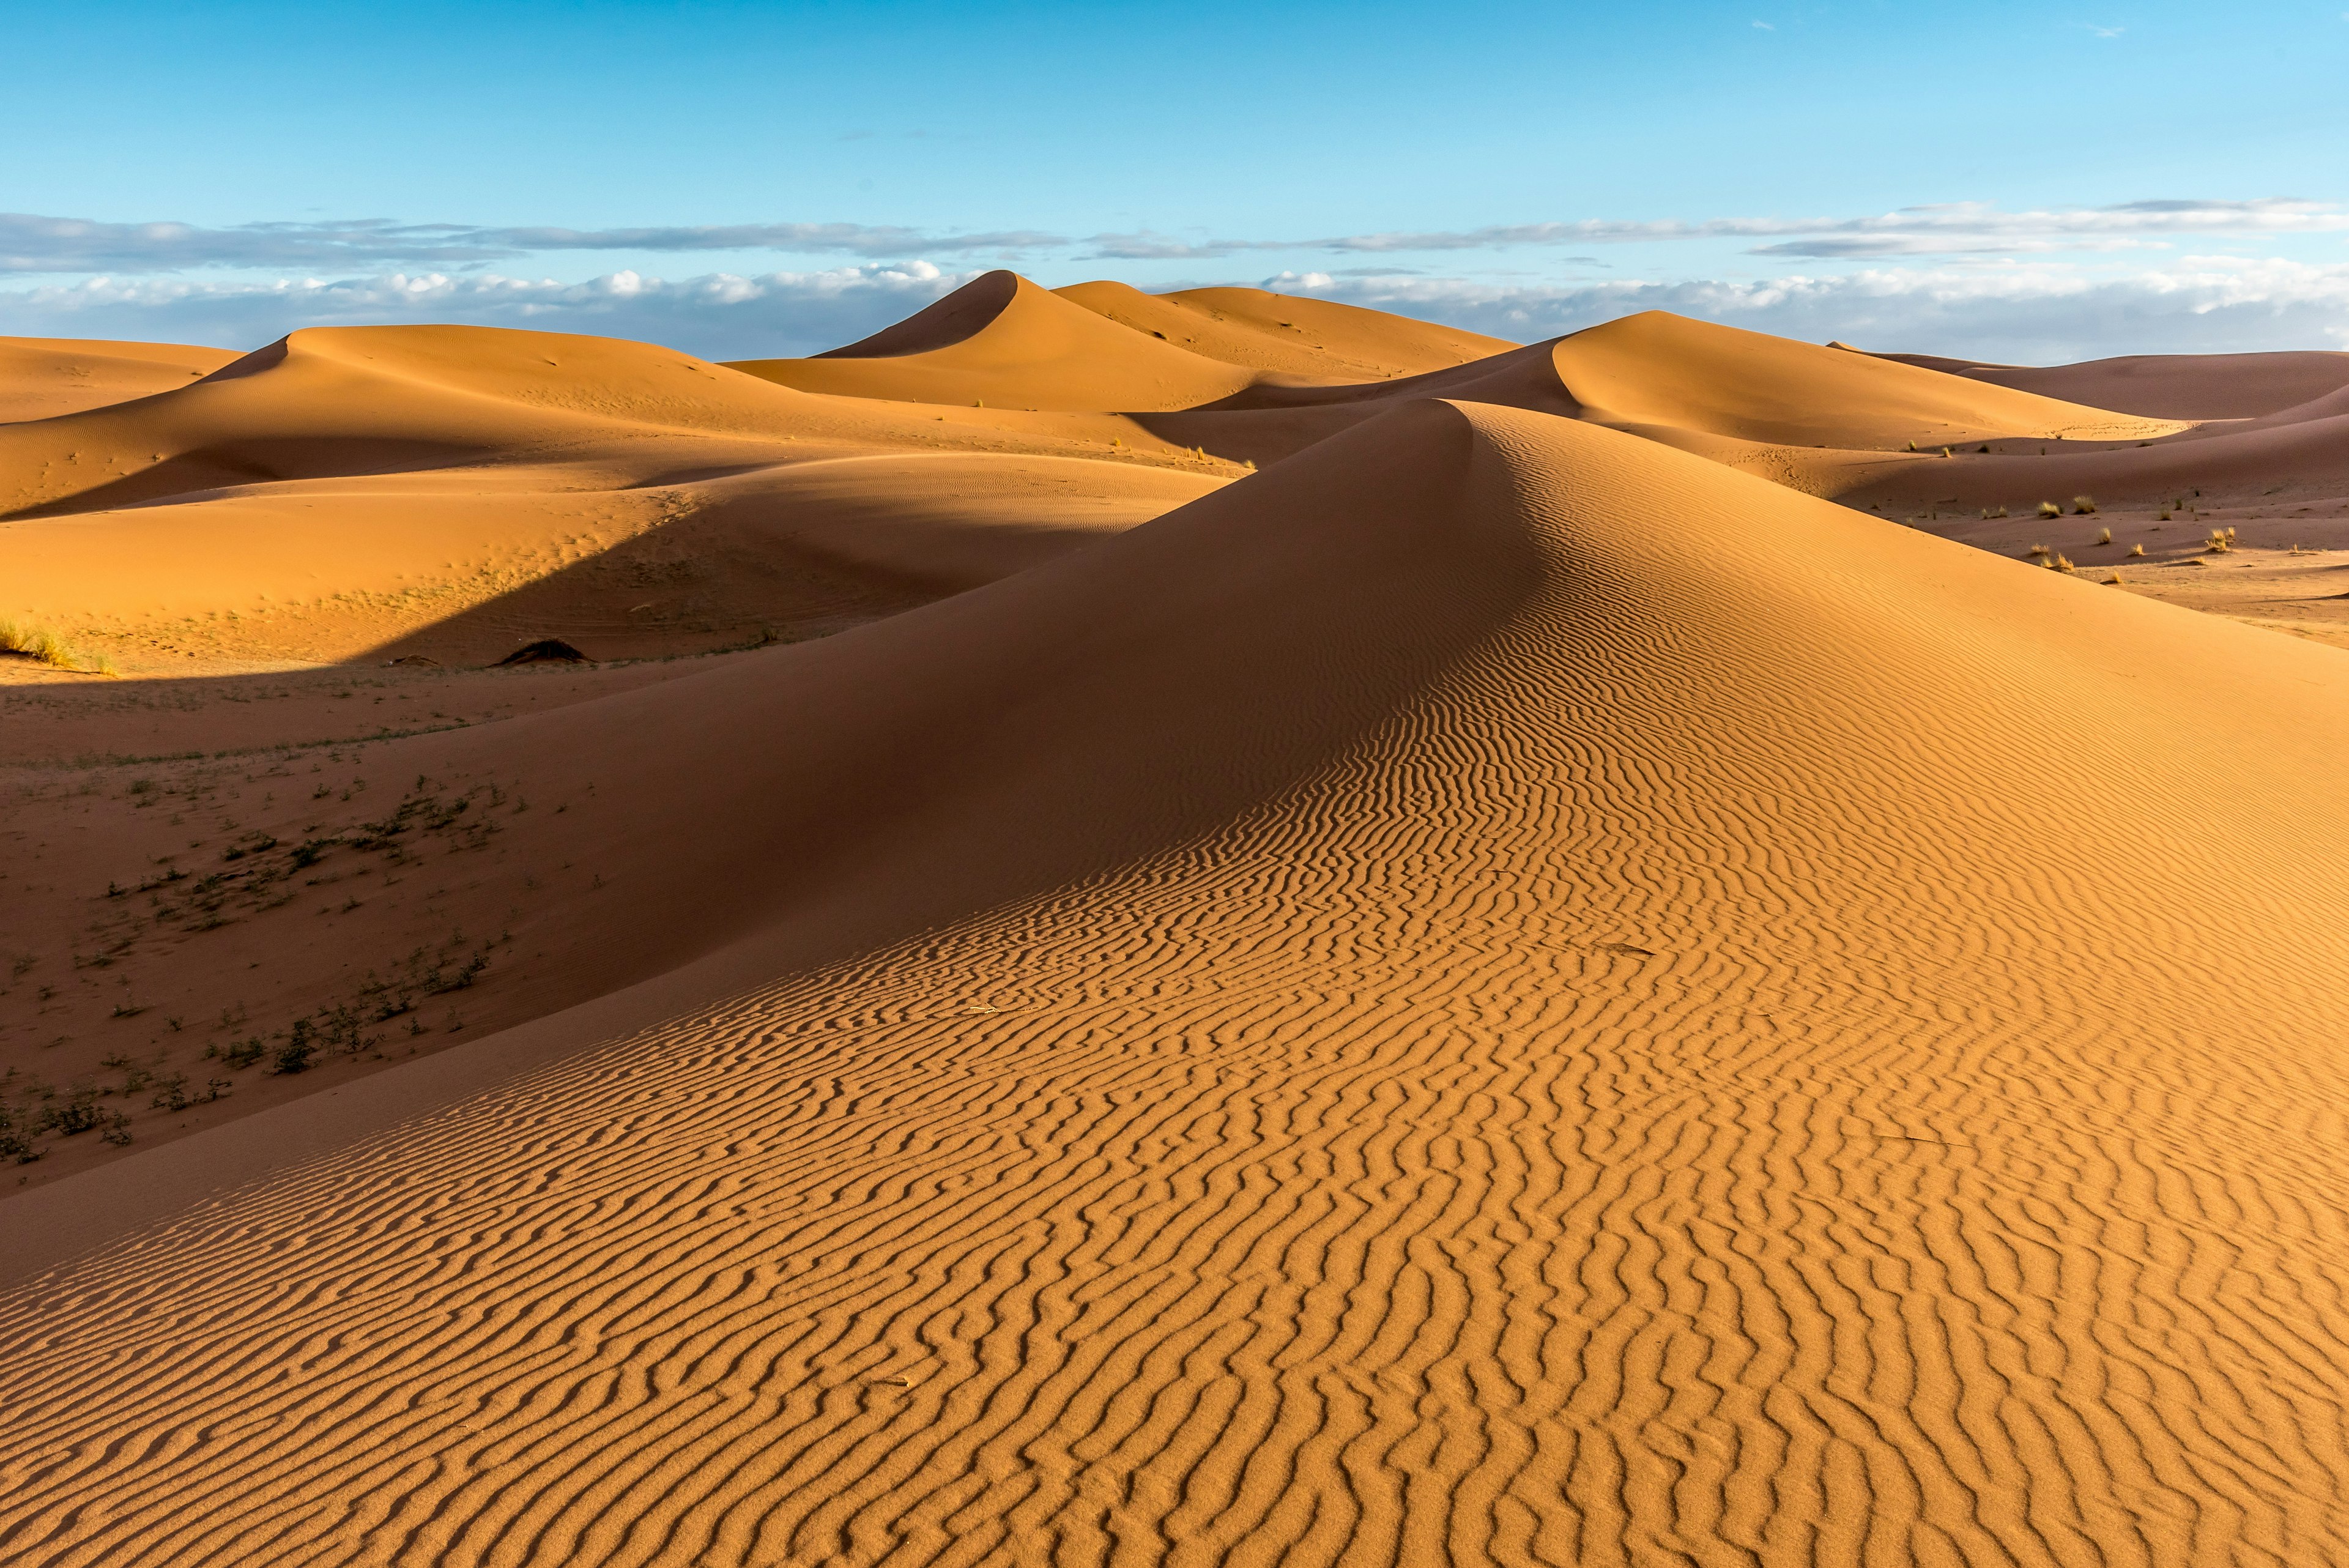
[269, 1021, 316, 1076]
[1980, 505, 2009, 519]
[2094, 526, 2112, 545]
[2071, 495, 2098, 515]
[2037, 500, 2061, 519]
[0, 617, 112, 674]
[2206, 530, 2231, 554]
[46, 1089, 105, 1137]
[2129, 543, 2146, 557]
[2102, 573, 2124, 585]
[0, 619, 71, 668]
[210, 1037, 267, 1069]
[2052, 554, 2077, 573]
[2157, 507, 2172, 521]
[2027, 543, 2052, 558]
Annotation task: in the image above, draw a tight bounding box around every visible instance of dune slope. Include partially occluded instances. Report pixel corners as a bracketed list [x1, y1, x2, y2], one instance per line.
[1056, 280, 1516, 380]
[728, 271, 1263, 412]
[0, 336, 237, 423]
[0, 322, 1230, 668]
[1876, 347, 2349, 420]
[1552, 312, 2184, 447]
[1137, 312, 2185, 477]
[7, 401, 2349, 1566]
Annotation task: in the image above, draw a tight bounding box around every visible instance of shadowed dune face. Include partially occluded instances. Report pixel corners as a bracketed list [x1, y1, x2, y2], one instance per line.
[815, 267, 1023, 358]
[9, 402, 2349, 1563]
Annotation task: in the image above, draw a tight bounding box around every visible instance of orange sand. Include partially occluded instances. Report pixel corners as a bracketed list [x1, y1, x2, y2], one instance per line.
[6, 280, 2349, 1566]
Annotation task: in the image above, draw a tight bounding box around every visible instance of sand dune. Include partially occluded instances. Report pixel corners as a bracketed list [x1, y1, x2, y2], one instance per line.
[728, 271, 1269, 412]
[10, 388, 2349, 1564]
[0, 321, 1231, 668]
[0, 336, 238, 424]
[1876, 347, 2349, 420]
[1551, 313, 2183, 447]
[1056, 280, 1516, 380]
[11, 284, 2349, 1566]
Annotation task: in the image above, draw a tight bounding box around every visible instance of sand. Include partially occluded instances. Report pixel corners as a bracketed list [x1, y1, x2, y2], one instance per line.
[0, 336, 238, 423]
[1872, 347, 2349, 419]
[7, 281, 2349, 1566]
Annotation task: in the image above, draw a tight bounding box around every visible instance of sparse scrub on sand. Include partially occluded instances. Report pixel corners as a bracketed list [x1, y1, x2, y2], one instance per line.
[2072, 495, 2098, 515]
[1980, 505, 2009, 519]
[2027, 543, 2051, 559]
[2129, 543, 2146, 557]
[2038, 501, 2061, 519]
[2052, 554, 2077, 573]
[269, 1022, 317, 1076]
[0, 617, 113, 674]
[2207, 529, 2232, 554]
[2093, 526, 2112, 546]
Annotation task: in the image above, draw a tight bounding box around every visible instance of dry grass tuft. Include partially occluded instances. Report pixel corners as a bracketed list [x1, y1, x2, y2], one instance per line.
[2071, 495, 2098, 515]
[2052, 554, 2077, 574]
[2037, 500, 2061, 519]
[0, 617, 109, 674]
[2027, 543, 2052, 559]
[2206, 530, 2232, 554]
[2129, 543, 2146, 557]
[2094, 526, 2113, 546]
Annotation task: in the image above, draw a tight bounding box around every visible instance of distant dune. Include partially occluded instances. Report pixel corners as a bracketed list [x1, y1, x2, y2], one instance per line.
[0, 336, 237, 423]
[1872, 346, 2349, 419]
[7, 279, 2349, 1566]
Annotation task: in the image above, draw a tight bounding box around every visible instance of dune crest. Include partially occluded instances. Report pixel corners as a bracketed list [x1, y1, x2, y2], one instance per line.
[728, 270, 1266, 412]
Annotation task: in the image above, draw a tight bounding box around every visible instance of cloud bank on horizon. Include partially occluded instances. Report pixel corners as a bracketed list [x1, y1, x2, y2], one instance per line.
[5, 196, 2348, 366]
[12, 259, 2349, 371]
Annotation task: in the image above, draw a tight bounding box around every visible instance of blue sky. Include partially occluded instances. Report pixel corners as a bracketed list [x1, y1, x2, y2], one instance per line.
[6, 0, 2347, 360]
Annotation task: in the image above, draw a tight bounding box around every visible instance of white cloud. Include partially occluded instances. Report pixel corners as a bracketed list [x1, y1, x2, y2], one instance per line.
[6, 253, 2349, 368]
[0, 263, 971, 360]
[14, 198, 2342, 276]
[1306, 199, 2349, 258]
[1313, 258, 2349, 363]
[0, 213, 1066, 274]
